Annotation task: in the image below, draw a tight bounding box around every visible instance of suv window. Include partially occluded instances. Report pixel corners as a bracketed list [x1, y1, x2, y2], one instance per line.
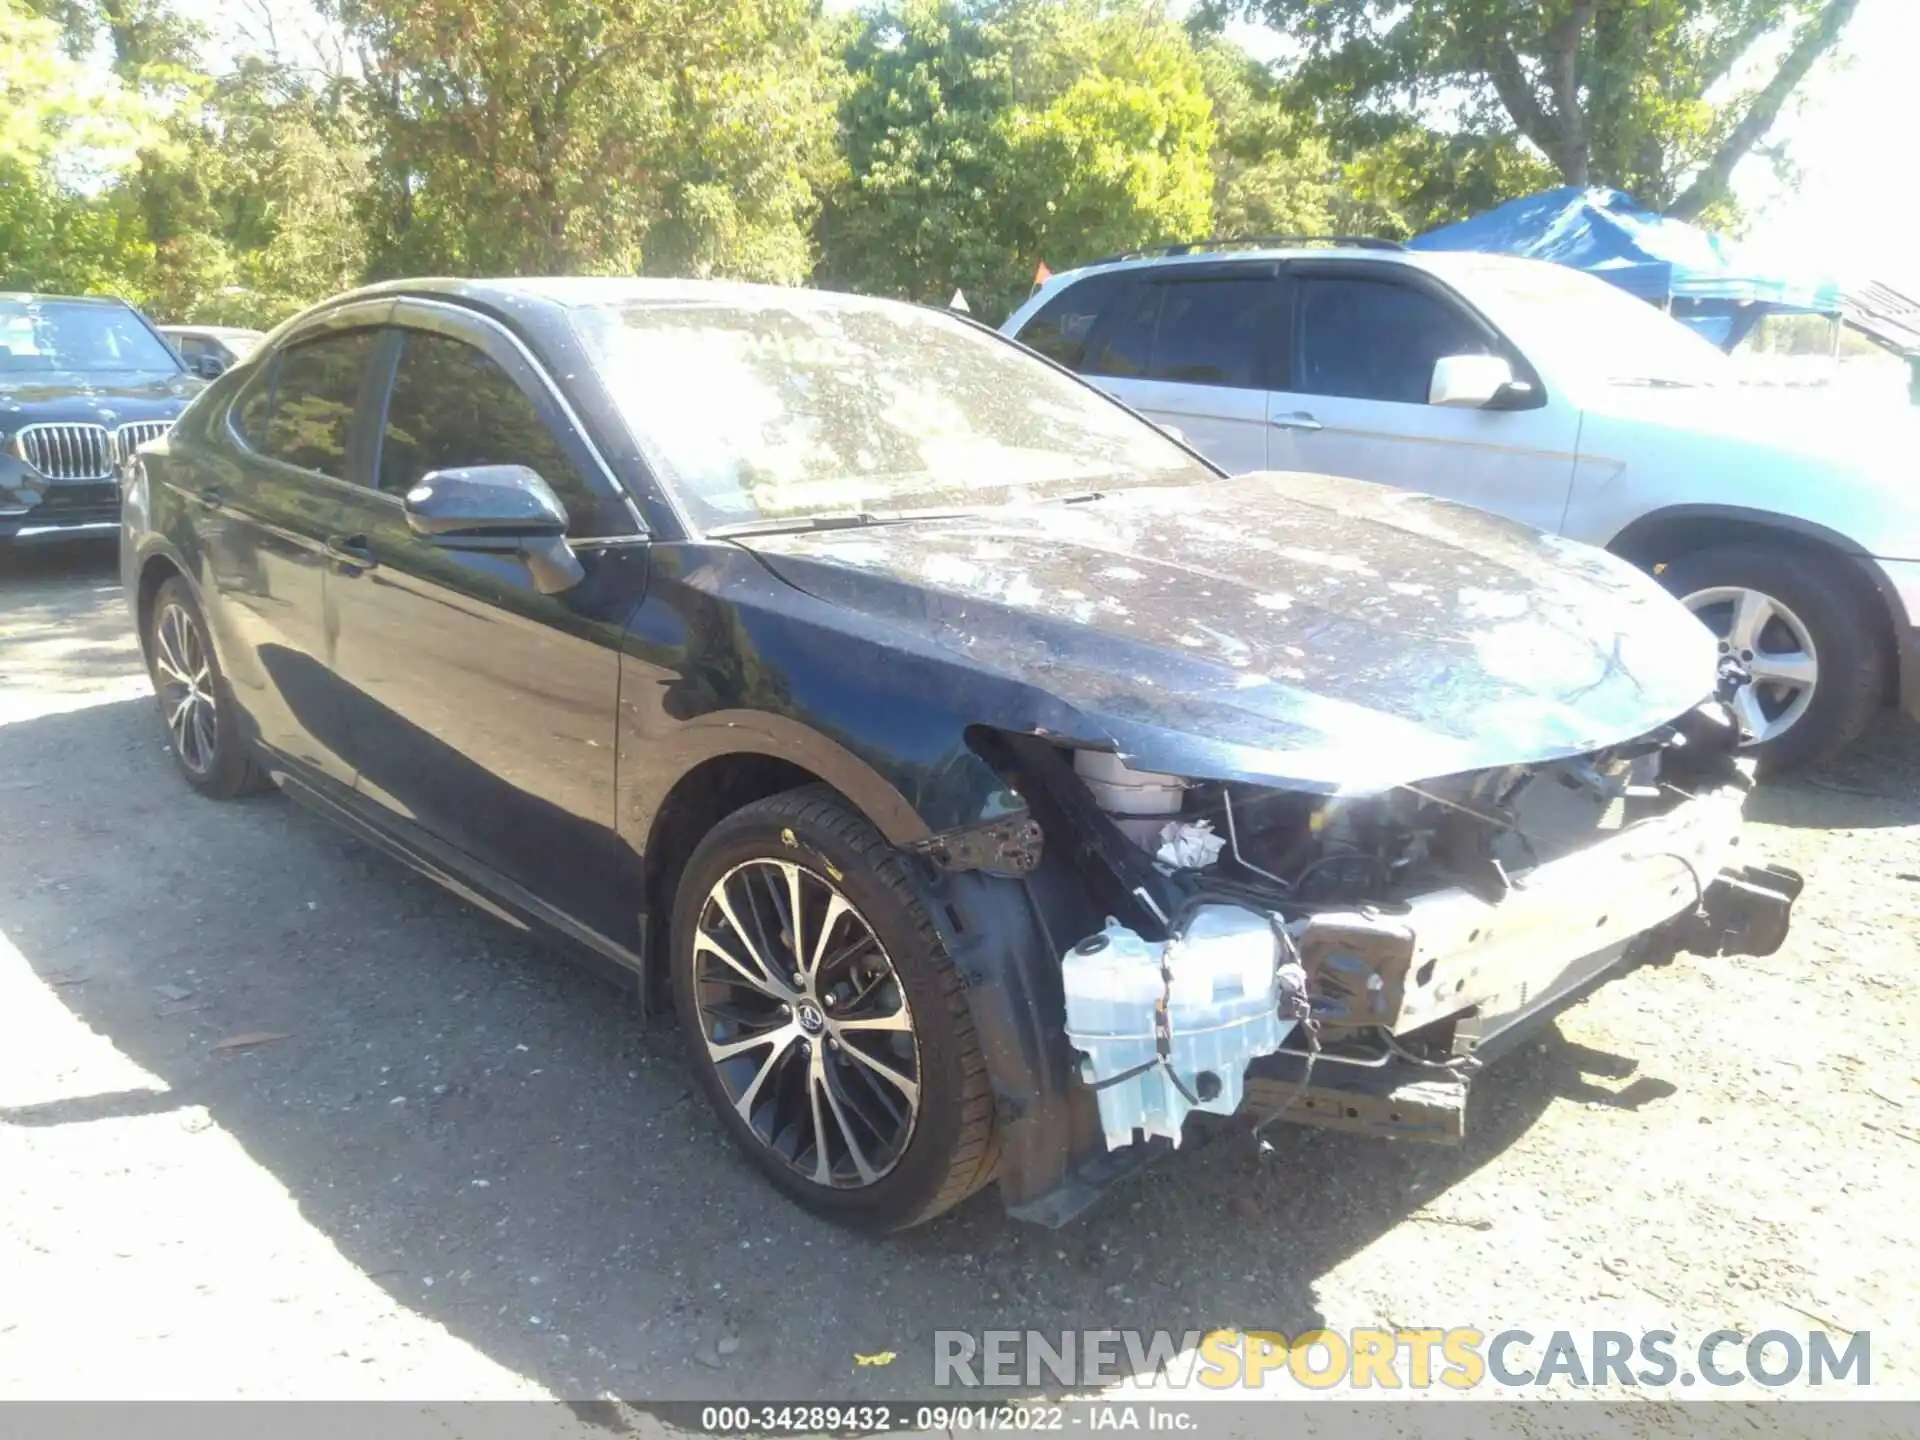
[258, 330, 381, 479]
[1082, 281, 1159, 379]
[1144, 277, 1275, 388]
[1042, 272, 1277, 390]
[1293, 275, 1493, 405]
[376, 330, 623, 538]
[231, 359, 277, 448]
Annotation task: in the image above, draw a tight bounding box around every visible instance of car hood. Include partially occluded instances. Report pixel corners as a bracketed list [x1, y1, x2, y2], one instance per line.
[0, 369, 201, 425]
[731, 472, 1720, 793]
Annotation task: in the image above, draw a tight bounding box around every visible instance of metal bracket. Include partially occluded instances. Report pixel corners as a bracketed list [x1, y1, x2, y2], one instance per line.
[913, 814, 1044, 875]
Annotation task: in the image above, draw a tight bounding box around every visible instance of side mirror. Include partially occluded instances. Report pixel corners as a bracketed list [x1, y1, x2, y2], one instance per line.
[195, 353, 227, 379]
[1429, 353, 1532, 409]
[1156, 422, 1188, 445]
[403, 464, 583, 594]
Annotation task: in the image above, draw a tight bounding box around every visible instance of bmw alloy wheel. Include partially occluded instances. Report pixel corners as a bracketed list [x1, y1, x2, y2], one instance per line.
[153, 600, 218, 775]
[1680, 585, 1820, 746]
[690, 858, 921, 1189]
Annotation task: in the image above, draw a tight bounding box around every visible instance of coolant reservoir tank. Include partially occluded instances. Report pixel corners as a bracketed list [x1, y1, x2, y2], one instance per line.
[1062, 907, 1293, 1151]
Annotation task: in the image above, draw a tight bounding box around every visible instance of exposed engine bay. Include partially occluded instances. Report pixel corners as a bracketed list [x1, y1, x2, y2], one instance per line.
[966, 700, 1803, 1188]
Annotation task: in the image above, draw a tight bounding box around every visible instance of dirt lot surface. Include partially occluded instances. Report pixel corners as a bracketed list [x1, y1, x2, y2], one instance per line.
[3, 541, 1917, 1418]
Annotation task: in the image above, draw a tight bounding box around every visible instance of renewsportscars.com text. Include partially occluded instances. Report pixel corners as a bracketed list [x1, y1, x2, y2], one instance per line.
[933, 1327, 1871, 1391]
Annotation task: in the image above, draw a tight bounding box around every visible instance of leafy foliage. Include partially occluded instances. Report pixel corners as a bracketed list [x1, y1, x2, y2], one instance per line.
[1193, 35, 1334, 240]
[1212, 0, 1862, 222]
[1, 0, 1860, 328]
[817, 0, 1218, 320]
[329, 0, 840, 283]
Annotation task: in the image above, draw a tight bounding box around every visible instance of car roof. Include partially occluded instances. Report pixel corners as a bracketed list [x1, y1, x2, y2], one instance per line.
[0, 291, 136, 308]
[1035, 245, 1554, 289]
[334, 275, 933, 317]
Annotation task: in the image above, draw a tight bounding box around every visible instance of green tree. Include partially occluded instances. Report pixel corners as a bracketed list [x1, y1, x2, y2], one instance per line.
[327, 0, 840, 282]
[1193, 35, 1333, 239]
[185, 60, 373, 324]
[817, 0, 1216, 321]
[1, 1, 161, 296]
[1213, 0, 1861, 223]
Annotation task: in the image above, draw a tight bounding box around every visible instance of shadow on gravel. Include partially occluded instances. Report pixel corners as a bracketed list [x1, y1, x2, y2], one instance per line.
[0, 695, 1661, 1402]
[1747, 716, 1920, 832]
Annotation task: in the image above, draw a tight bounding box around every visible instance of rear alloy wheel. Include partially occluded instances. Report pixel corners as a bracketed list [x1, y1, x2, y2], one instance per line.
[153, 596, 220, 778]
[144, 576, 273, 799]
[1680, 585, 1819, 746]
[671, 785, 998, 1230]
[1660, 543, 1886, 773]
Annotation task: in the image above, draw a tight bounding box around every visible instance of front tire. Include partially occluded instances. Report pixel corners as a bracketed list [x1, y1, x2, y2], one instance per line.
[1660, 543, 1886, 773]
[670, 785, 998, 1230]
[144, 576, 274, 798]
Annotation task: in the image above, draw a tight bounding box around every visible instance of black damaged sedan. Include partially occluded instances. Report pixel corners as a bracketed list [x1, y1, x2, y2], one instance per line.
[121, 278, 1799, 1229]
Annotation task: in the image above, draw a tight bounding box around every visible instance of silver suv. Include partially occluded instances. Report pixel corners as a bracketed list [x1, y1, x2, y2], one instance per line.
[1003, 241, 1920, 771]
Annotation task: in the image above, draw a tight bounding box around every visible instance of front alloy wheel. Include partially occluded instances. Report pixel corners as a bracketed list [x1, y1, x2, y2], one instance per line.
[671, 785, 999, 1229]
[691, 857, 921, 1188]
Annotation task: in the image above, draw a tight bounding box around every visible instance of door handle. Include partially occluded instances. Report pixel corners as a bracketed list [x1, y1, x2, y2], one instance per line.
[1270, 411, 1323, 432]
[325, 534, 378, 572]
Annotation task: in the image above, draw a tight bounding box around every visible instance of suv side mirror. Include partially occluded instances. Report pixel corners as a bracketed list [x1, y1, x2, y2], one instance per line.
[1429, 354, 1532, 409]
[195, 353, 227, 379]
[403, 464, 583, 594]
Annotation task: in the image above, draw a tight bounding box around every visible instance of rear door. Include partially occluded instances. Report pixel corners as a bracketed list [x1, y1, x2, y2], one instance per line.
[1266, 262, 1581, 533]
[321, 305, 648, 937]
[197, 310, 390, 791]
[1016, 265, 1283, 474]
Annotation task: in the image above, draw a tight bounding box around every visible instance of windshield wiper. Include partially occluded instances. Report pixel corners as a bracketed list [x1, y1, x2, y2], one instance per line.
[709, 506, 980, 539]
[1607, 376, 1707, 389]
[708, 512, 886, 538]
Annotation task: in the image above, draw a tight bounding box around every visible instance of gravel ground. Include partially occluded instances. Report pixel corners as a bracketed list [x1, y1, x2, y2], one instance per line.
[2, 540, 1917, 1414]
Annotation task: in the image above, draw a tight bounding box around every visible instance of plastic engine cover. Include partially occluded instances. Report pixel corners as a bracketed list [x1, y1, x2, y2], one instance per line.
[1062, 907, 1294, 1149]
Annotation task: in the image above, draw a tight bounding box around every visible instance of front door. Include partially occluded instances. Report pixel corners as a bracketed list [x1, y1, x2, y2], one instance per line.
[1265, 264, 1581, 535]
[323, 315, 647, 935]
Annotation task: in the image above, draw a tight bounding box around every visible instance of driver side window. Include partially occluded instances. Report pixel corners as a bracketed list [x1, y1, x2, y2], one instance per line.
[1293, 276, 1493, 405]
[376, 329, 626, 539]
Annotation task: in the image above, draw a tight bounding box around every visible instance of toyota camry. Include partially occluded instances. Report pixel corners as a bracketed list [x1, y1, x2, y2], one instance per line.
[120, 278, 1800, 1230]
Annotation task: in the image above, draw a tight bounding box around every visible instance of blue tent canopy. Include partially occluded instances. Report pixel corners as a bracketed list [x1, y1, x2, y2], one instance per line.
[1409, 187, 1842, 349]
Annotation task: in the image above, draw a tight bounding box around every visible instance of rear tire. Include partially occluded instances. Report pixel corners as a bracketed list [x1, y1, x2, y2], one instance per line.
[143, 576, 274, 799]
[1659, 543, 1885, 773]
[670, 784, 998, 1230]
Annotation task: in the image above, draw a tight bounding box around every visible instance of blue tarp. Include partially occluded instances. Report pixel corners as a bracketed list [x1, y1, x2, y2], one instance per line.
[1409, 187, 1842, 349]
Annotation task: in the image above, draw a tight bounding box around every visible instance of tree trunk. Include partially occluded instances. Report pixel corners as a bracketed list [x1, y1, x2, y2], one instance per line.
[1668, 0, 1860, 220]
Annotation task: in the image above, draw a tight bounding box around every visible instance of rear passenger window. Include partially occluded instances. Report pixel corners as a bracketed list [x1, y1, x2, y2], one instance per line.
[1082, 282, 1160, 379]
[1148, 278, 1276, 389]
[1015, 272, 1129, 369]
[1043, 272, 1280, 390]
[258, 331, 380, 479]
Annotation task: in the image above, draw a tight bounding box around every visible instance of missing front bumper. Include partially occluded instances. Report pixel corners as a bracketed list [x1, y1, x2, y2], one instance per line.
[1243, 857, 1805, 1147]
